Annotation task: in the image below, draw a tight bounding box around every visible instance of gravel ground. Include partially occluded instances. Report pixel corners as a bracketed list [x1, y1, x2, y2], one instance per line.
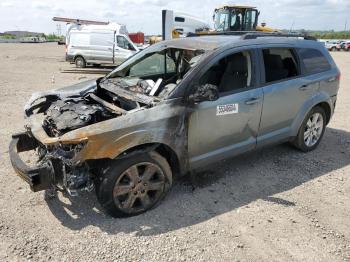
[0, 43, 349, 262]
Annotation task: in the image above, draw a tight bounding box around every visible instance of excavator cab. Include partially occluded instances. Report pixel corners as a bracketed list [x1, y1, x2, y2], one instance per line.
[213, 5, 259, 32]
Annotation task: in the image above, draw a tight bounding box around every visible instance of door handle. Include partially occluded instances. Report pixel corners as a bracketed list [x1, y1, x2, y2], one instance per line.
[245, 98, 260, 105]
[299, 84, 310, 91]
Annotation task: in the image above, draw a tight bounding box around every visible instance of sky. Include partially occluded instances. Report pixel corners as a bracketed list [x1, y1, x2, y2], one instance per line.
[0, 0, 349, 35]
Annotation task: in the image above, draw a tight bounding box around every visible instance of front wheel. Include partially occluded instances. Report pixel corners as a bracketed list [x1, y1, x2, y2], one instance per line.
[291, 106, 326, 152]
[96, 151, 172, 217]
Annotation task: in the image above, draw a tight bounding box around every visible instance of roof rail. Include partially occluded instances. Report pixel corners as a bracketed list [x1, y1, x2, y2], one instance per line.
[241, 32, 317, 41]
[187, 31, 317, 41]
[188, 31, 254, 37]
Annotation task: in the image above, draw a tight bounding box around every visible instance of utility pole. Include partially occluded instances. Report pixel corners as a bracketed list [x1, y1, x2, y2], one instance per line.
[289, 20, 295, 33]
[344, 20, 347, 31]
[56, 24, 62, 36]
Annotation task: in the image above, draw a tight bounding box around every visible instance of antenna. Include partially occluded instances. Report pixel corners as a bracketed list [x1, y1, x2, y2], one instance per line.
[52, 17, 109, 25]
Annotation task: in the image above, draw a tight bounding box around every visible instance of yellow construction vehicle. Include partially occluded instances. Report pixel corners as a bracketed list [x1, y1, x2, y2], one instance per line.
[213, 5, 276, 32]
[157, 6, 277, 43]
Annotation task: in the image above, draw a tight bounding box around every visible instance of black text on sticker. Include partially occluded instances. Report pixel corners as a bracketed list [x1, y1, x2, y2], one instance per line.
[217, 103, 239, 115]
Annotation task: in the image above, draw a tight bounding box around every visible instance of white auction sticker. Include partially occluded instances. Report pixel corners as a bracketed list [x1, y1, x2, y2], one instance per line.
[216, 103, 239, 116]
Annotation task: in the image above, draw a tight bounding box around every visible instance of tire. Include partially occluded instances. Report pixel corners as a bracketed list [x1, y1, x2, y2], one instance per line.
[75, 56, 86, 68]
[95, 151, 172, 217]
[331, 47, 336, 51]
[291, 106, 326, 152]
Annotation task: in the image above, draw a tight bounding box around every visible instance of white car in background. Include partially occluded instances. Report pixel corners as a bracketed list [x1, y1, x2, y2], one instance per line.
[325, 41, 341, 51]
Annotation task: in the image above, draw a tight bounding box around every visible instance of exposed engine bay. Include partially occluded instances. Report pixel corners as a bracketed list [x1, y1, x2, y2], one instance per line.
[43, 98, 113, 137]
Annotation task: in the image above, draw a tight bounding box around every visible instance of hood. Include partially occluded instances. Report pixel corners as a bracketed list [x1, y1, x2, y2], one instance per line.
[24, 79, 98, 116]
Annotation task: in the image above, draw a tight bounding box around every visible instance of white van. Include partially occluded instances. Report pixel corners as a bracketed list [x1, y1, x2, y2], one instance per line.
[66, 23, 139, 68]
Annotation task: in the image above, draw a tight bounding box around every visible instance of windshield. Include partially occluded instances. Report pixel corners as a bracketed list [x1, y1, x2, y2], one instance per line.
[102, 45, 206, 99]
[214, 10, 230, 31]
[214, 8, 258, 31]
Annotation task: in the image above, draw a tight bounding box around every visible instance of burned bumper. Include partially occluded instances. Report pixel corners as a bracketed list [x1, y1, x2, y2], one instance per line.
[9, 132, 52, 192]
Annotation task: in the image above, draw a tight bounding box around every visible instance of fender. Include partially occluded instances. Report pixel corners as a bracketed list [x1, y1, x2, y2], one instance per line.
[290, 91, 333, 137]
[76, 127, 187, 171]
[99, 129, 180, 159]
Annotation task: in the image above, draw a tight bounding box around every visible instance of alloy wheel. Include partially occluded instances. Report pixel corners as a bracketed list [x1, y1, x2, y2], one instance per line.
[304, 112, 324, 147]
[113, 162, 166, 214]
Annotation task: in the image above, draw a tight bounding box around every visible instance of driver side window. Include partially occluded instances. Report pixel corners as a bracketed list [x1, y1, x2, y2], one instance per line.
[199, 51, 253, 94]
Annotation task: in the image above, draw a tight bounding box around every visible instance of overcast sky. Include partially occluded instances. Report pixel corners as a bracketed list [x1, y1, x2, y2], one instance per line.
[0, 0, 349, 34]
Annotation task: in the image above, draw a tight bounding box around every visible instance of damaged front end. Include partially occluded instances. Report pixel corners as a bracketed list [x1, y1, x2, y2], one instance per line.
[10, 45, 203, 197]
[9, 77, 162, 195]
[9, 132, 91, 195]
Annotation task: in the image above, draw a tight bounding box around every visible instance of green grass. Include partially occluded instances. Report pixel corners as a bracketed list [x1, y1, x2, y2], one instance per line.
[0, 34, 16, 39]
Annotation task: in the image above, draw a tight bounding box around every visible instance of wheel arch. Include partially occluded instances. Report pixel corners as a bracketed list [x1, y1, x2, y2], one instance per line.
[291, 94, 333, 137]
[315, 101, 331, 125]
[74, 54, 86, 61]
[116, 143, 182, 178]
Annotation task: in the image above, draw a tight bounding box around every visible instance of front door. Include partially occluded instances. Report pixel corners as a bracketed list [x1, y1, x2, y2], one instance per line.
[114, 35, 137, 65]
[187, 49, 263, 169]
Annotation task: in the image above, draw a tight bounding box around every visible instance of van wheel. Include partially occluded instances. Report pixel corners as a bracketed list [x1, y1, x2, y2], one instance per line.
[75, 56, 86, 68]
[331, 47, 336, 51]
[96, 151, 172, 217]
[292, 106, 326, 152]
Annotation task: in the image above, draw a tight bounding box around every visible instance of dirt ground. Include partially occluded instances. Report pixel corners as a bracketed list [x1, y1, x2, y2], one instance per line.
[0, 43, 349, 262]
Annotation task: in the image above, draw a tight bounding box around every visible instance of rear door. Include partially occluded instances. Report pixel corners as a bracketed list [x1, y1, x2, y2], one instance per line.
[257, 46, 318, 147]
[188, 48, 264, 169]
[68, 32, 90, 59]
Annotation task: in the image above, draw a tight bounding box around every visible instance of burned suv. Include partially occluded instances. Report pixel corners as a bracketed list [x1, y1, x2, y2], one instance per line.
[10, 34, 340, 217]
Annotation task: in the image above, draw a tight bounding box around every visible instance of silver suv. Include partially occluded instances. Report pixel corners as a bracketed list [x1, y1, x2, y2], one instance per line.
[10, 34, 340, 217]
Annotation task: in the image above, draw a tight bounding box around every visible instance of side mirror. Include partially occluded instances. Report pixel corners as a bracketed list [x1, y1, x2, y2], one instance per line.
[188, 84, 219, 103]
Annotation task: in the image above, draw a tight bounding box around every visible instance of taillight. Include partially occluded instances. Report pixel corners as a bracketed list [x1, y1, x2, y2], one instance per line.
[336, 72, 341, 81]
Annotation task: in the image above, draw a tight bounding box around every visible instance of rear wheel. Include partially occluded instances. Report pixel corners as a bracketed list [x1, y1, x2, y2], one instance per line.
[292, 106, 326, 152]
[331, 47, 336, 51]
[75, 56, 86, 68]
[96, 151, 172, 217]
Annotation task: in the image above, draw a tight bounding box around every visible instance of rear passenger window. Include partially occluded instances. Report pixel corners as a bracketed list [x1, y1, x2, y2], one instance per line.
[262, 48, 299, 83]
[298, 48, 331, 74]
